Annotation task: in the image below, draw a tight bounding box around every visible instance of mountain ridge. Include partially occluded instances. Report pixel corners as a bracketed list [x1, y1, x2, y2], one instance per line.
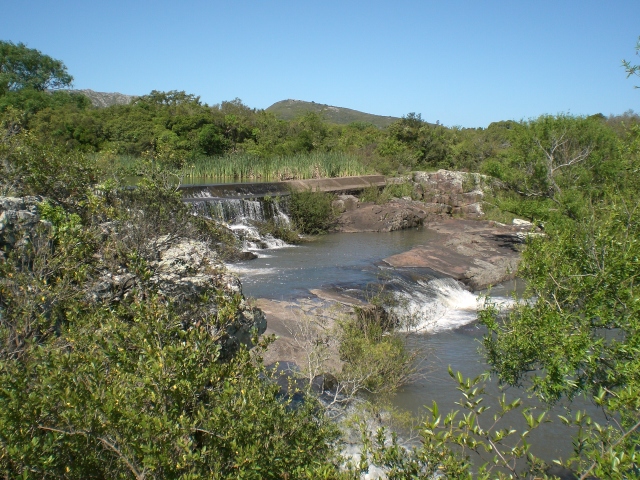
[67, 91, 403, 128]
[70, 89, 136, 107]
[266, 99, 400, 128]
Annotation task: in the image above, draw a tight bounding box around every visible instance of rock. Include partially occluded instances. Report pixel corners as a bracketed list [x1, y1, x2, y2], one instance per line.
[0, 196, 48, 258]
[145, 236, 266, 355]
[336, 199, 431, 232]
[512, 231, 546, 243]
[311, 373, 339, 393]
[383, 219, 523, 290]
[412, 170, 488, 218]
[1, 196, 266, 358]
[363, 464, 388, 479]
[332, 194, 359, 213]
[237, 251, 258, 261]
[512, 218, 534, 227]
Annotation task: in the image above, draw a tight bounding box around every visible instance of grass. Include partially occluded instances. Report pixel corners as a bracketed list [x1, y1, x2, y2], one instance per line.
[359, 181, 419, 204]
[178, 151, 372, 181]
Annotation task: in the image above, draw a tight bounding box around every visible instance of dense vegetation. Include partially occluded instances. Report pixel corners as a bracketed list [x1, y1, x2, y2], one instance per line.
[1, 40, 639, 478]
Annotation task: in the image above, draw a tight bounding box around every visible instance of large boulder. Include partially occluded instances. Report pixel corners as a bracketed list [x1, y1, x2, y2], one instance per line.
[336, 198, 431, 232]
[148, 236, 266, 355]
[412, 170, 487, 218]
[0, 196, 50, 261]
[332, 194, 359, 213]
[90, 233, 266, 357]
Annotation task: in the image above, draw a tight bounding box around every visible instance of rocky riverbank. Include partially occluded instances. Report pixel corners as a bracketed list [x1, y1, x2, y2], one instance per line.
[384, 218, 539, 290]
[0, 195, 266, 358]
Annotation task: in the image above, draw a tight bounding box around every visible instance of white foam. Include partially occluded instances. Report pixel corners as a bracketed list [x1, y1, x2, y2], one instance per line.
[225, 265, 279, 276]
[394, 277, 513, 333]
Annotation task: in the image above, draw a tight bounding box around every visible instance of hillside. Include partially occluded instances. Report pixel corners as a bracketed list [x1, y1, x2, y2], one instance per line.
[73, 89, 136, 107]
[267, 99, 400, 128]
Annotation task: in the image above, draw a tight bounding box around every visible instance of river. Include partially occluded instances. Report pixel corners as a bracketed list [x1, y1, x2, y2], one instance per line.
[227, 227, 604, 469]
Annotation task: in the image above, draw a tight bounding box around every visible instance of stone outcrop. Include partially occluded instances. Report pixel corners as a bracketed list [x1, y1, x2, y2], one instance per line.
[0, 196, 266, 357]
[333, 170, 492, 233]
[89, 234, 266, 356]
[0, 196, 50, 261]
[383, 218, 542, 290]
[335, 198, 432, 232]
[331, 194, 360, 213]
[148, 236, 266, 354]
[409, 170, 488, 217]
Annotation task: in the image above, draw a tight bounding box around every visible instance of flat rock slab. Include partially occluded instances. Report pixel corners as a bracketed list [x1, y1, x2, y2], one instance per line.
[336, 199, 433, 232]
[383, 219, 532, 290]
[255, 297, 347, 371]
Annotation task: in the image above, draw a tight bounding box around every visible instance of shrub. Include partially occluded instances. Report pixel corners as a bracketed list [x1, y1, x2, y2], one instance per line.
[0, 190, 341, 478]
[0, 121, 96, 204]
[255, 218, 301, 244]
[0, 295, 341, 478]
[359, 182, 417, 204]
[337, 311, 416, 396]
[288, 189, 337, 235]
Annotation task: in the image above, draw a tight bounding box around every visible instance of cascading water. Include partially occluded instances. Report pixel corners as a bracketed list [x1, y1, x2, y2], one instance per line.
[190, 190, 294, 253]
[391, 277, 482, 332]
[221, 227, 600, 471]
[388, 276, 517, 332]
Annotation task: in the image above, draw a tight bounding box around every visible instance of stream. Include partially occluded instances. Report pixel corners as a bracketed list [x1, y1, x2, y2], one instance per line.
[227, 228, 604, 469]
[188, 191, 604, 471]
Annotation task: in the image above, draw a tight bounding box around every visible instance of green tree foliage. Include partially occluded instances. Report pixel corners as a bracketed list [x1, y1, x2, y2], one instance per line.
[0, 41, 73, 94]
[0, 125, 341, 477]
[478, 121, 640, 477]
[337, 310, 415, 396]
[287, 189, 337, 235]
[5, 42, 640, 477]
[622, 35, 640, 88]
[0, 297, 338, 478]
[0, 115, 96, 202]
[481, 114, 620, 221]
[356, 371, 550, 480]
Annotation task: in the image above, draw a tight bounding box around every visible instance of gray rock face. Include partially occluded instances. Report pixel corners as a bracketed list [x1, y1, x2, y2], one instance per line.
[332, 195, 359, 213]
[72, 89, 136, 108]
[383, 218, 543, 290]
[0, 196, 50, 261]
[336, 198, 431, 232]
[0, 196, 266, 357]
[146, 236, 267, 355]
[412, 170, 487, 218]
[334, 170, 490, 233]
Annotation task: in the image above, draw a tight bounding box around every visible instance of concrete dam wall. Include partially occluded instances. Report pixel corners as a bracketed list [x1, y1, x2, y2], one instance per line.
[180, 175, 386, 201]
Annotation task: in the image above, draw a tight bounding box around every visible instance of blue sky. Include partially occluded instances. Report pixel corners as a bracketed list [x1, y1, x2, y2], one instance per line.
[2, 0, 639, 127]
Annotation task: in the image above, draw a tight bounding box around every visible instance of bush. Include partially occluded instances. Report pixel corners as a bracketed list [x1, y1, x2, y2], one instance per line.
[0, 118, 96, 204]
[0, 295, 340, 478]
[255, 218, 301, 244]
[337, 311, 416, 396]
[359, 182, 417, 204]
[0, 191, 341, 478]
[288, 189, 337, 235]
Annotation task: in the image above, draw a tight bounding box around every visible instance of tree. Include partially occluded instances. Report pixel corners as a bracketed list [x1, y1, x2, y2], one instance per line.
[477, 119, 640, 477]
[0, 41, 73, 94]
[622, 35, 640, 88]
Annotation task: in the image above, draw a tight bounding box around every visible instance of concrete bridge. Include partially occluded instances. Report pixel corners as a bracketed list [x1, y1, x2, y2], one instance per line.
[180, 175, 386, 201]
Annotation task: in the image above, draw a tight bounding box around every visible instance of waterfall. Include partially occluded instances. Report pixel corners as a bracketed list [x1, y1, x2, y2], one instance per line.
[389, 276, 515, 332]
[190, 191, 294, 253]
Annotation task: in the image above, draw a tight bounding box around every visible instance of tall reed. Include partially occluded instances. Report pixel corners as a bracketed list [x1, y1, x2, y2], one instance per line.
[179, 152, 372, 181]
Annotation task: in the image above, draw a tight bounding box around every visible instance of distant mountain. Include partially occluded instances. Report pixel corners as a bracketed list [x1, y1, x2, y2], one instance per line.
[267, 99, 400, 128]
[72, 89, 136, 108]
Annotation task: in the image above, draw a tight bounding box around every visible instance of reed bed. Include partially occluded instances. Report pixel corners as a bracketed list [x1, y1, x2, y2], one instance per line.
[180, 152, 372, 181]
